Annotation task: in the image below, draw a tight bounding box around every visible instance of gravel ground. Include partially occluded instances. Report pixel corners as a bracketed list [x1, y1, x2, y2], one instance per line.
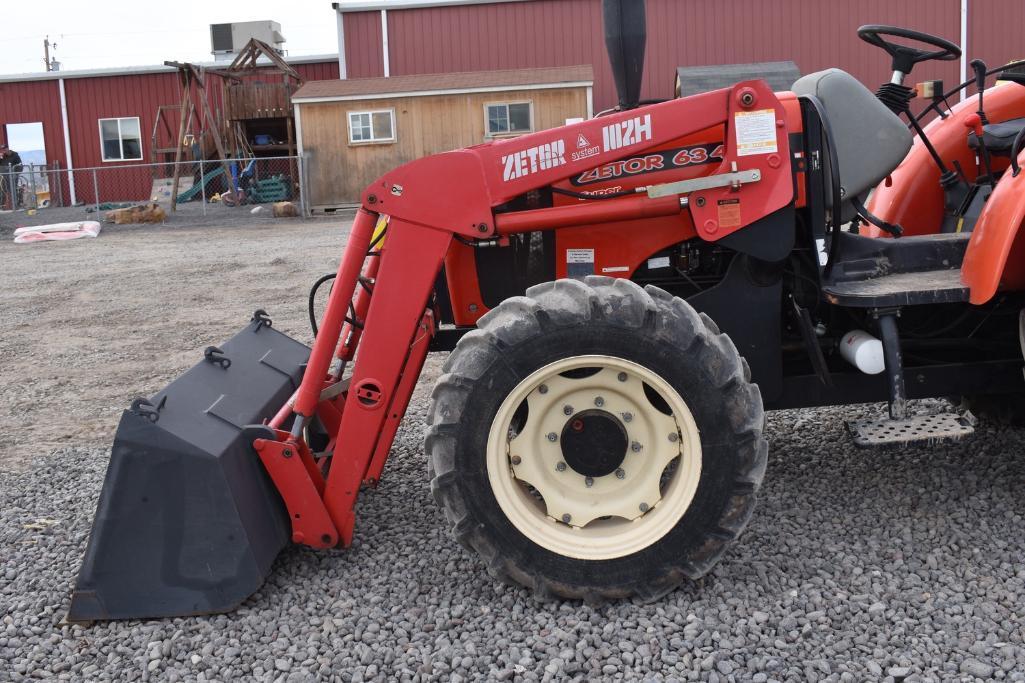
[3, 222, 1025, 681]
[0, 217, 346, 470]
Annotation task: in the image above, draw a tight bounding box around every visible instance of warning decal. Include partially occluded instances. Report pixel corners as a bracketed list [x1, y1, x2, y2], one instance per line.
[717, 198, 742, 229]
[566, 248, 594, 278]
[734, 109, 778, 156]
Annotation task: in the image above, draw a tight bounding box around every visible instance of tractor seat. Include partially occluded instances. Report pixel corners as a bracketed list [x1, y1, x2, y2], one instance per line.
[791, 69, 913, 213]
[967, 117, 1025, 155]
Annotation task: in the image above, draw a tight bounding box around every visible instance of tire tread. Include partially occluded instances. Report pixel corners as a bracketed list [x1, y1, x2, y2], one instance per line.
[426, 276, 767, 600]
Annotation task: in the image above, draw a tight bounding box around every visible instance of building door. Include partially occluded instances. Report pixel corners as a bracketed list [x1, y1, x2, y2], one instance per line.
[3, 122, 46, 210]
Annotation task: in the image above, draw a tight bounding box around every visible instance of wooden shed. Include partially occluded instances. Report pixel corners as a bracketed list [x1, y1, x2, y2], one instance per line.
[293, 64, 593, 209]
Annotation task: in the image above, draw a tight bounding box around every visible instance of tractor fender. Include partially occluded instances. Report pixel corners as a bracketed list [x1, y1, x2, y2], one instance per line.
[867, 83, 1025, 237]
[962, 161, 1025, 304]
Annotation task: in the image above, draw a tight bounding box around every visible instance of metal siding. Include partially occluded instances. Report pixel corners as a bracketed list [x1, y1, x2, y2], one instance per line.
[345, 11, 386, 77]
[969, 0, 1025, 75]
[0, 80, 65, 167]
[362, 0, 964, 111]
[63, 72, 181, 201]
[64, 72, 180, 169]
[645, 0, 961, 103]
[384, 1, 609, 100]
[294, 62, 341, 82]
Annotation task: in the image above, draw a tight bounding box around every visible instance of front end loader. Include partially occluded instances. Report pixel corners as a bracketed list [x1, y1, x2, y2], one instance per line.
[69, 1, 1025, 620]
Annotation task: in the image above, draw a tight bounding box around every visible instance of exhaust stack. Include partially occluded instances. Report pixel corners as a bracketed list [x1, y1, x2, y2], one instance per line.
[602, 0, 647, 110]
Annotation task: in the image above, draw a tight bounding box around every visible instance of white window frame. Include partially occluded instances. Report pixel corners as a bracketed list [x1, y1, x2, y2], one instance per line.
[97, 116, 143, 162]
[484, 100, 534, 138]
[347, 108, 396, 144]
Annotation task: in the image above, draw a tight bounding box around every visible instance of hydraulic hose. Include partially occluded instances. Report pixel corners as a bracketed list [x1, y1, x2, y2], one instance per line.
[308, 227, 387, 336]
[308, 273, 337, 337]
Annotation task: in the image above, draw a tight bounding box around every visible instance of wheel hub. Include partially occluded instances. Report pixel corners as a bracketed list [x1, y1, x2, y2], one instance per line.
[498, 360, 696, 530]
[560, 409, 627, 477]
[487, 355, 703, 560]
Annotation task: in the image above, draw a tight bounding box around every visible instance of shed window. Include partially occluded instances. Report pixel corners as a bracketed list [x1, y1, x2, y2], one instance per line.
[348, 110, 395, 143]
[98, 117, 142, 161]
[485, 102, 533, 136]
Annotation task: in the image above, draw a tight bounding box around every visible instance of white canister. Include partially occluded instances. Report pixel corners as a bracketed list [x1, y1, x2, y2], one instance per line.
[839, 329, 885, 375]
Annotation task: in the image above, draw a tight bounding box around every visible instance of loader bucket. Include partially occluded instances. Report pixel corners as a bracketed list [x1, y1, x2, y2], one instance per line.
[68, 316, 310, 622]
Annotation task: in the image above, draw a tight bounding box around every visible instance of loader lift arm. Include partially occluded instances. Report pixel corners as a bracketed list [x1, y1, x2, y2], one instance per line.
[263, 78, 795, 549]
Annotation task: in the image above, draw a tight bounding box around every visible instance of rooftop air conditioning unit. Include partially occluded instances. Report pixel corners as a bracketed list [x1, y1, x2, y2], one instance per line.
[210, 21, 286, 61]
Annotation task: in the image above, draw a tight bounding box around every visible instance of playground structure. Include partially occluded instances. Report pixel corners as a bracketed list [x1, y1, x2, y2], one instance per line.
[153, 39, 303, 211]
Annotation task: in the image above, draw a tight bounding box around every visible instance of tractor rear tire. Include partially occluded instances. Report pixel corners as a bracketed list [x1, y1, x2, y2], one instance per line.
[426, 276, 767, 601]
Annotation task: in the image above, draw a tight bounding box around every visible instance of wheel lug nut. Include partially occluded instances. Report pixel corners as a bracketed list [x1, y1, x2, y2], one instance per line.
[594, 396, 604, 407]
[668, 432, 679, 443]
[639, 502, 649, 513]
[631, 441, 642, 452]
[615, 468, 625, 479]
[556, 461, 567, 471]
[563, 405, 573, 415]
[622, 412, 633, 422]
[511, 455, 521, 465]
[562, 513, 572, 524]
[538, 384, 548, 394]
[585, 476, 594, 487]
[617, 372, 627, 382]
[547, 432, 558, 442]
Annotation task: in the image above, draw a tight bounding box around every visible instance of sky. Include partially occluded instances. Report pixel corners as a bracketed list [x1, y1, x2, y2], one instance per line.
[1, 0, 339, 76]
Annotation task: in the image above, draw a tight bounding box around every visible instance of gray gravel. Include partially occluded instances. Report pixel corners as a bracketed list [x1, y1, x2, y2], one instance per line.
[3, 222, 1025, 680]
[4, 395, 1025, 681]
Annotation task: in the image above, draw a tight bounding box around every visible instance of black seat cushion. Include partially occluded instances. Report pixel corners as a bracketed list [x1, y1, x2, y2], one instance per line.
[967, 117, 1025, 154]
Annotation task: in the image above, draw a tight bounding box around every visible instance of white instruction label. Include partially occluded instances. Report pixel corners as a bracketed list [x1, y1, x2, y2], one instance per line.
[647, 256, 670, 270]
[566, 248, 595, 278]
[734, 109, 778, 156]
[566, 248, 594, 264]
[815, 238, 828, 266]
[602, 265, 629, 273]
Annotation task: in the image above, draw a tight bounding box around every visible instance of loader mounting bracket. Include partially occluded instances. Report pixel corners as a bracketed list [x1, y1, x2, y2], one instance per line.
[249, 426, 339, 549]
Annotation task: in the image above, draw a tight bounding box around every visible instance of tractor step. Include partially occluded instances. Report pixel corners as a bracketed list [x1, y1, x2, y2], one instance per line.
[822, 267, 969, 307]
[845, 411, 976, 448]
[821, 232, 972, 308]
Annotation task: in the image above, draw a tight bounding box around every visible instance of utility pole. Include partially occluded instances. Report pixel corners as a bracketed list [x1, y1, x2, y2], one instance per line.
[43, 36, 58, 72]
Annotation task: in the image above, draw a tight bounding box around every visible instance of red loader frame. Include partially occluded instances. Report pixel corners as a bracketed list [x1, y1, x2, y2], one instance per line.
[256, 79, 795, 548]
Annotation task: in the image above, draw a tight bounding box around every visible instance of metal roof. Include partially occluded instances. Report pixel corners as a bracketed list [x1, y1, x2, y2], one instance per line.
[675, 61, 802, 98]
[333, 0, 532, 12]
[0, 54, 338, 84]
[293, 64, 592, 101]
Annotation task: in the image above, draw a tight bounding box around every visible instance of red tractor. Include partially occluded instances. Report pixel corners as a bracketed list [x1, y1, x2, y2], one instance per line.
[69, 3, 1025, 620]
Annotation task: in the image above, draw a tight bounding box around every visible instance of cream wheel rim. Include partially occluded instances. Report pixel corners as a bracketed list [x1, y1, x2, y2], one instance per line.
[485, 355, 702, 560]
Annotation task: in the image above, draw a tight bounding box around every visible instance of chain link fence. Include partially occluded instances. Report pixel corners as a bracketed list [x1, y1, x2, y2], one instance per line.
[1, 156, 310, 230]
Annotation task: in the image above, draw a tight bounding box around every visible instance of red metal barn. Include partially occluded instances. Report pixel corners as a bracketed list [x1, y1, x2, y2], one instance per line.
[2, 0, 1020, 207]
[334, 0, 1021, 112]
[0, 59, 338, 206]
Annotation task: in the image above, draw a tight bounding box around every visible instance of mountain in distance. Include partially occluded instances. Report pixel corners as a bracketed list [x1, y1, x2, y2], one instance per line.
[11, 149, 46, 166]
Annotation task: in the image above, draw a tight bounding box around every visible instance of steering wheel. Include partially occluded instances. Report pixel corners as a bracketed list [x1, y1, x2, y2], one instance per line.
[857, 25, 961, 75]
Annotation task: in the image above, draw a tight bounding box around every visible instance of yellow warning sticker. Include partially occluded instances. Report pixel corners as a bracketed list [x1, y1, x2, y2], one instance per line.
[372, 214, 390, 246]
[734, 109, 778, 156]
